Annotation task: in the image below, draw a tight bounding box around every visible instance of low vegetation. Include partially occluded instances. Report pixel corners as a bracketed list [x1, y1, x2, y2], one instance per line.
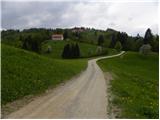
[1, 44, 87, 104]
[42, 40, 108, 59]
[2, 28, 159, 54]
[98, 52, 159, 118]
[1, 27, 159, 118]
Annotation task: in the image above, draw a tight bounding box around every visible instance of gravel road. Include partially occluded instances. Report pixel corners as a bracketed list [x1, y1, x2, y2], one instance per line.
[6, 51, 125, 119]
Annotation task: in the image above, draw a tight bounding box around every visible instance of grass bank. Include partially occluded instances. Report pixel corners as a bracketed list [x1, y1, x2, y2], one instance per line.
[42, 40, 107, 59]
[2, 44, 87, 104]
[97, 52, 159, 118]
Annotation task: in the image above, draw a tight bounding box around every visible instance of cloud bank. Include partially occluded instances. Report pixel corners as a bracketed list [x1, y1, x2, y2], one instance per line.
[1, 0, 158, 36]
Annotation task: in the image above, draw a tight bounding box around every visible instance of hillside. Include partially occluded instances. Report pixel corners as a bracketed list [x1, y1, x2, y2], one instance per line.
[1, 44, 87, 104]
[97, 52, 159, 118]
[42, 40, 108, 59]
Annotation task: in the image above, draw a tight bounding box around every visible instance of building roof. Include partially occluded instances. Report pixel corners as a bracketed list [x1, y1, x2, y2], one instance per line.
[52, 34, 63, 37]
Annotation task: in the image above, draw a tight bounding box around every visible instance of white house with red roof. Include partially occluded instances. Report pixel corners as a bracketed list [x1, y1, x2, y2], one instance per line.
[52, 34, 64, 40]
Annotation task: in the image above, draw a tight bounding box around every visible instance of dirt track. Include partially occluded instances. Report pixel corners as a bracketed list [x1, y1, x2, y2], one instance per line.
[6, 51, 125, 119]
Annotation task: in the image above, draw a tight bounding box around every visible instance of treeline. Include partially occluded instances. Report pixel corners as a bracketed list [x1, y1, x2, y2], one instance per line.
[1, 27, 159, 55]
[1, 28, 51, 53]
[108, 28, 159, 52]
[22, 35, 42, 53]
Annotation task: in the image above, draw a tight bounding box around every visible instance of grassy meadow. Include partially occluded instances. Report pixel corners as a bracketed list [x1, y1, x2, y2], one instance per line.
[97, 52, 159, 118]
[1, 44, 87, 104]
[2, 40, 116, 105]
[41, 40, 107, 59]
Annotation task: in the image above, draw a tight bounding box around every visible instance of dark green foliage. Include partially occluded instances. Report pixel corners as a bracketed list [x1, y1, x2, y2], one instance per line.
[22, 35, 42, 53]
[98, 35, 104, 46]
[150, 35, 159, 52]
[73, 32, 82, 40]
[155, 35, 159, 52]
[42, 41, 109, 59]
[142, 29, 159, 53]
[2, 27, 159, 54]
[130, 35, 143, 51]
[115, 41, 122, 52]
[109, 34, 116, 48]
[22, 35, 32, 50]
[62, 43, 71, 58]
[144, 28, 153, 44]
[75, 43, 80, 57]
[63, 30, 68, 40]
[116, 32, 128, 50]
[120, 32, 128, 50]
[62, 43, 81, 58]
[55, 28, 63, 34]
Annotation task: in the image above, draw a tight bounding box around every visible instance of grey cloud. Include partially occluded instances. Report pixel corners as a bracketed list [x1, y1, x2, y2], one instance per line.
[2, 1, 74, 29]
[1, 1, 158, 35]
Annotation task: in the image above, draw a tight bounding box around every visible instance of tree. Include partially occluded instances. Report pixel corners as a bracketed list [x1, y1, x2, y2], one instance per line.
[63, 30, 68, 40]
[148, 34, 159, 52]
[62, 43, 80, 58]
[19, 35, 23, 41]
[121, 32, 128, 50]
[22, 35, 42, 53]
[55, 28, 63, 34]
[139, 44, 152, 55]
[75, 43, 80, 57]
[132, 37, 143, 51]
[70, 43, 80, 58]
[144, 28, 153, 44]
[70, 43, 75, 58]
[62, 44, 71, 58]
[115, 32, 128, 50]
[98, 35, 104, 46]
[155, 35, 159, 52]
[109, 34, 116, 48]
[46, 45, 52, 53]
[136, 33, 140, 40]
[115, 41, 122, 52]
[119, 32, 128, 50]
[116, 32, 121, 42]
[31, 39, 41, 53]
[22, 35, 32, 50]
[96, 46, 103, 55]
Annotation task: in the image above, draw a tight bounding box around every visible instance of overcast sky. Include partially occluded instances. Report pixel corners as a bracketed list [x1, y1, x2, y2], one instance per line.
[1, 0, 159, 36]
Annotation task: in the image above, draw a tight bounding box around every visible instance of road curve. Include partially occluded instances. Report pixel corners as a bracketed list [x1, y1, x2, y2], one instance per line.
[6, 51, 125, 119]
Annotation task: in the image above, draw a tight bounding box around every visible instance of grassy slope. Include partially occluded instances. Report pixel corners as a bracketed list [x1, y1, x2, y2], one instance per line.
[2, 44, 87, 104]
[42, 40, 99, 58]
[97, 52, 159, 118]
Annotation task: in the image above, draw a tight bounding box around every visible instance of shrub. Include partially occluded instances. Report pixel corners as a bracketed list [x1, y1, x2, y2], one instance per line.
[115, 41, 122, 52]
[46, 45, 52, 53]
[139, 44, 151, 55]
[96, 46, 103, 54]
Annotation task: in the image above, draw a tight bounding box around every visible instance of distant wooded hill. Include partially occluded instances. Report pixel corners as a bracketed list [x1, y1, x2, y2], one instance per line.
[1, 27, 159, 54]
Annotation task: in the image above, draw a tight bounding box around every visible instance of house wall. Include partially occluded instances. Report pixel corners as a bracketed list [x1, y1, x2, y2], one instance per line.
[52, 36, 63, 40]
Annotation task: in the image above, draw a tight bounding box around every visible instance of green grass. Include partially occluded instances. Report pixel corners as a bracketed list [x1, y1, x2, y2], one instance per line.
[97, 52, 159, 118]
[1, 44, 87, 104]
[41, 40, 103, 59]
